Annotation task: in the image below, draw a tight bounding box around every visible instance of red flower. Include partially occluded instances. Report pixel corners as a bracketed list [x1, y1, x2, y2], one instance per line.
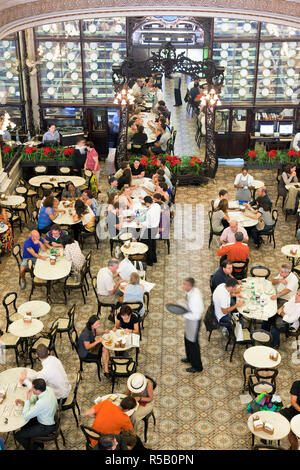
[140, 159, 148, 167]
[248, 151, 256, 159]
[189, 161, 195, 166]
[288, 149, 296, 158]
[43, 147, 51, 156]
[3, 146, 11, 153]
[267, 150, 277, 159]
[25, 147, 33, 154]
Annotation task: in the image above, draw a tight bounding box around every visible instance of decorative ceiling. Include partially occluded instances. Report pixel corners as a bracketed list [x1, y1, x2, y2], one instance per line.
[0, 0, 300, 39]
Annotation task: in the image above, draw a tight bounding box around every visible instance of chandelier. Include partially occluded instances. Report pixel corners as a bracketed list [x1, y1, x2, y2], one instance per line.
[113, 86, 135, 106]
[200, 88, 221, 107]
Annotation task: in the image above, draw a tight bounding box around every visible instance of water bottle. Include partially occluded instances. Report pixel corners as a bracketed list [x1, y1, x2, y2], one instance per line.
[260, 299, 265, 315]
[115, 245, 121, 259]
[27, 131, 31, 142]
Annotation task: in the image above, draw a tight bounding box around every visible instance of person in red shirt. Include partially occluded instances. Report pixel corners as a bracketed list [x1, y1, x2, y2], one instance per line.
[216, 231, 249, 270]
[84, 396, 136, 447]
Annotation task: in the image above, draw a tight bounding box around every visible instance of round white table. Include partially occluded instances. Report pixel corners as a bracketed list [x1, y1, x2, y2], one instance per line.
[281, 244, 300, 270]
[102, 329, 140, 364]
[28, 175, 85, 188]
[239, 277, 277, 322]
[244, 346, 281, 369]
[54, 201, 78, 226]
[0, 195, 25, 207]
[291, 414, 300, 438]
[8, 319, 44, 338]
[0, 223, 8, 234]
[247, 411, 290, 443]
[94, 393, 138, 417]
[0, 367, 35, 433]
[34, 253, 72, 281]
[285, 182, 300, 191]
[17, 301, 50, 319]
[228, 209, 258, 228]
[121, 241, 148, 257]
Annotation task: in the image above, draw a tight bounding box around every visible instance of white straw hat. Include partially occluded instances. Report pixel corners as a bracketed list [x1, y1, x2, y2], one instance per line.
[127, 373, 147, 394]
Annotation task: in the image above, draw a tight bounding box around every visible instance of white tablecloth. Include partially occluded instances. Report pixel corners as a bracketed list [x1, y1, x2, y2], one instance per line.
[239, 277, 277, 321]
[29, 175, 85, 188]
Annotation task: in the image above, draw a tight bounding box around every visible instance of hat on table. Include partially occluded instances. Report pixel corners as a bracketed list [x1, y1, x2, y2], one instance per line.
[127, 373, 147, 394]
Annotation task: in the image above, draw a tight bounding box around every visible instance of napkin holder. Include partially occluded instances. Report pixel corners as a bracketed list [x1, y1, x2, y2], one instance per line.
[252, 416, 264, 431]
[124, 242, 131, 249]
[269, 351, 278, 361]
[50, 255, 56, 265]
[23, 314, 32, 324]
[290, 248, 297, 255]
[49, 177, 56, 182]
[263, 422, 274, 435]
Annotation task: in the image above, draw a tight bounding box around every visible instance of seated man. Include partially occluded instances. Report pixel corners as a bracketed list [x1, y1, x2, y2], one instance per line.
[280, 380, 300, 450]
[262, 290, 300, 347]
[94, 434, 128, 451]
[216, 232, 250, 265]
[214, 189, 228, 210]
[211, 260, 237, 292]
[212, 278, 244, 325]
[130, 157, 146, 179]
[14, 378, 57, 450]
[107, 176, 119, 197]
[220, 220, 248, 245]
[156, 168, 173, 190]
[96, 258, 124, 307]
[148, 123, 169, 157]
[271, 264, 299, 307]
[84, 396, 136, 447]
[249, 185, 272, 209]
[19, 230, 50, 290]
[45, 224, 68, 248]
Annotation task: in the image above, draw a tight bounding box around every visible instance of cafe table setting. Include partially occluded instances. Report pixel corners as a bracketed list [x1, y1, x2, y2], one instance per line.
[247, 410, 290, 447]
[28, 175, 85, 188]
[242, 345, 281, 392]
[281, 244, 300, 270]
[238, 277, 277, 326]
[54, 200, 78, 226]
[228, 208, 258, 228]
[0, 367, 36, 434]
[93, 392, 138, 417]
[102, 329, 140, 364]
[8, 319, 44, 367]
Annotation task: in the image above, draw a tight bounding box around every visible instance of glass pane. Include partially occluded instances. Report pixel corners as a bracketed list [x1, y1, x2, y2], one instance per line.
[82, 17, 126, 37]
[213, 42, 256, 102]
[214, 18, 258, 38]
[0, 39, 20, 102]
[37, 41, 83, 102]
[35, 21, 80, 37]
[256, 42, 300, 103]
[215, 109, 230, 132]
[261, 23, 300, 38]
[84, 42, 126, 101]
[232, 109, 247, 132]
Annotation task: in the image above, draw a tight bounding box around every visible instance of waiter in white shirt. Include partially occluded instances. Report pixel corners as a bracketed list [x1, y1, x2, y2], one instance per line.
[181, 277, 204, 373]
[292, 132, 300, 152]
[140, 196, 161, 266]
[19, 344, 71, 402]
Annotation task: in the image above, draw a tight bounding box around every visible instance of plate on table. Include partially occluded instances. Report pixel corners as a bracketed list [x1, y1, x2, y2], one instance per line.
[104, 339, 114, 348]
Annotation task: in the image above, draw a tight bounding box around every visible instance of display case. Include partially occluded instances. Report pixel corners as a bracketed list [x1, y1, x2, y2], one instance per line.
[37, 40, 83, 102]
[0, 37, 21, 103]
[42, 106, 84, 130]
[35, 21, 80, 38]
[213, 42, 256, 103]
[256, 41, 300, 103]
[83, 41, 126, 101]
[87, 106, 120, 158]
[82, 18, 126, 38]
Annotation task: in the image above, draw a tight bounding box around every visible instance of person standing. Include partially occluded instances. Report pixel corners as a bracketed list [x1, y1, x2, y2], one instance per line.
[234, 166, 254, 204]
[181, 277, 204, 373]
[84, 141, 100, 191]
[140, 196, 161, 266]
[172, 73, 182, 107]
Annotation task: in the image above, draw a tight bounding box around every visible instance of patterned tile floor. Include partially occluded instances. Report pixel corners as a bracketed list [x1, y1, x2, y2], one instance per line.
[0, 79, 299, 450]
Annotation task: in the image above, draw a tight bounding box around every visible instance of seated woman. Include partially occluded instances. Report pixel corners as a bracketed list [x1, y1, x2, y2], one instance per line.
[106, 202, 123, 239]
[72, 199, 95, 241]
[77, 315, 110, 379]
[117, 168, 134, 191]
[37, 195, 59, 234]
[211, 199, 230, 233]
[157, 180, 170, 202]
[81, 189, 99, 215]
[112, 305, 139, 334]
[244, 196, 274, 249]
[61, 234, 85, 273]
[118, 185, 133, 210]
[123, 272, 145, 316]
[61, 181, 81, 200]
[131, 125, 148, 155]
[107, 192, 119, 212]
[125, 372, 154, 429]
[278, 163, 298, 209]
[0, 204, 13, 252]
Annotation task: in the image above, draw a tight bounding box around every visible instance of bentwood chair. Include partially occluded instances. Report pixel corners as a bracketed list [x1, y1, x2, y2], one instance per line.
[2, 291, 22, 331]
[80, 425, 103, 450]
[29, 321, 59, 368]
[250, 265, 271, 279]
[0, 329, 21, 366]
[53, 303, 76, 341]
[110, 357, 137, 393]
[231, 259, 249, 280]
[79, 217, 99, 250]
[28, 402, 65, 450]
[223, 318, 252, 362]
[91, 276, 120, 318]
[69, 325, 101, 382]
[61, 371, 81, 427]
[64, 265, 87, 304]
[259, 209, 278, 249]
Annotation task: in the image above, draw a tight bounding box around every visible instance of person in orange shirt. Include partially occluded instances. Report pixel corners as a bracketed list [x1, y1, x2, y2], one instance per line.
[84, 396, 136, 447]
[216, 231, 249, 267]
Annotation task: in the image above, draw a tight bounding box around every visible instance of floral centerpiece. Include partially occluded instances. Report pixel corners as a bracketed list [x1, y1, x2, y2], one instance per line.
[1, 145, 15, 164]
